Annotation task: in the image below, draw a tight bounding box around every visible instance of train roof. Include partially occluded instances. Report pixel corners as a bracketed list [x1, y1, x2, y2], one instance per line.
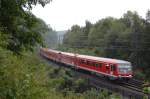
[77, 54, 131, 64]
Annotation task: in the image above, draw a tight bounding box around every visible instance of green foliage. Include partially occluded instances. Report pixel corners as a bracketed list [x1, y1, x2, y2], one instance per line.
[134, 70, 146, 80]
[0, 32, 9, 48]
[0, 0, 51, 53]
[83, 89, 120, 99]
[143, 87, 150, 94]
[0, 48, 51, 99]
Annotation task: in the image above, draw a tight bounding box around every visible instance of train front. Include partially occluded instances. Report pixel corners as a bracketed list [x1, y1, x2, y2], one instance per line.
[117, 62, 133, 80]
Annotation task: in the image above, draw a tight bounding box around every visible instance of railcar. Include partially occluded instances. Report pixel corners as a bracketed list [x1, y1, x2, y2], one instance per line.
[40, 48, 133, 80]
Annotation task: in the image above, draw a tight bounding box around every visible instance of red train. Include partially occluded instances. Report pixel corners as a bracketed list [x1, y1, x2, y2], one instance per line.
[40, 48, 133, 80]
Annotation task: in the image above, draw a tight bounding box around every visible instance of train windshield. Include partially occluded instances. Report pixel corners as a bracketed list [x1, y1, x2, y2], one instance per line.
[118, 64, 132, 74]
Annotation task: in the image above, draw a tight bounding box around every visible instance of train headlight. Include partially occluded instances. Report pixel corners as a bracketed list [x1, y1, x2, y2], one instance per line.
[129, 75, 132, 77]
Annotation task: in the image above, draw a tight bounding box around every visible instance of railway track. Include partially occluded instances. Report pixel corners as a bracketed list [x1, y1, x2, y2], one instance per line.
[120, 80, 143, 91]
[41, 56, 150, 99]
[76, 70, 149, 99]
[120, 82, 143, 92]
[84, 74, 149, 99]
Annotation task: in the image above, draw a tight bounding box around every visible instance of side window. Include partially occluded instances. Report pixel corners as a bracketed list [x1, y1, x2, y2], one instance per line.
[81, 60, 84, 64]
[87, 60, 93, 66]
[99, 63, 102, 68]
[110, 64, 116, 71]
[92, 62, 95, 66]
[89, 61, 93, 66]
[86, 61, 90, 65]
[113, 65, 116, 71]
[95, 63, 99, 68]
[92, 63, 95, 66]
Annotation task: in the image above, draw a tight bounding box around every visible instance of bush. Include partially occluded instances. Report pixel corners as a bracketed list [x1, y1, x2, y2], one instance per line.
[134, 70, 146, 80]
[0, 48, 51, 99]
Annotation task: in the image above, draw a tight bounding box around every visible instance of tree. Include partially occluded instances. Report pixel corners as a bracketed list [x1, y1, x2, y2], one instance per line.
[0, 0, 51, 53]
[146, 10, 150, 23]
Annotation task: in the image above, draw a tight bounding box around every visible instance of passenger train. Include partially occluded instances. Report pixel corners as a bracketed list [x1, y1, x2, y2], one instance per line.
[40, 48, 133, 80]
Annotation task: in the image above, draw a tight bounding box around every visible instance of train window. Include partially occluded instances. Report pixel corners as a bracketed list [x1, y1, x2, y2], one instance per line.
[88, 61, 91, 65]
[91, 62, 94, 66]
[92, 62, 95, 66]
[80, 60, 82, 63]
[86, 61, 90, 65]
[91, 62, 95, 66]
[88, 61, 93, 66]
[81, 60, 85, 64]
[95, 63, 99, 68]
[113, 65, 116, 71]
[110, 64, 113, 71]
[110, 64, 116, 71]
[99, 63, 102, 68]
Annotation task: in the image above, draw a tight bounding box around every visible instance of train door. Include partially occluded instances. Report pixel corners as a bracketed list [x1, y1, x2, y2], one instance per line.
[58, 52, 61, 62]
[110, 64, 113, 75]
[110, 64, 116, 75]
[106, 64, 110, 74]
[95, 63, 99, 71]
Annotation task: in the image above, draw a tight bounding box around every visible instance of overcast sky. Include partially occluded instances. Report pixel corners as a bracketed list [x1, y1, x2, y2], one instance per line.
[32, 0, 150, 31]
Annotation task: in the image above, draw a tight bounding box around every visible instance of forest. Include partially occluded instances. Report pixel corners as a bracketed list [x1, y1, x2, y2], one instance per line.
[62, 11, 150, 80]
[0, 0, 150, 98]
